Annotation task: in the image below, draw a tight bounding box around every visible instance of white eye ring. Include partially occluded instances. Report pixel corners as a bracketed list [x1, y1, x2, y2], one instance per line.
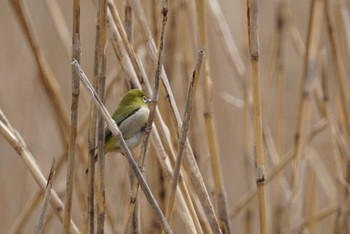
[142, 96, 148, 103]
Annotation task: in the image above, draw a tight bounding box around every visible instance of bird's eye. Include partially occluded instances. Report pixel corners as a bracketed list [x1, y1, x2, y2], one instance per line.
[142, 96, 148, 103]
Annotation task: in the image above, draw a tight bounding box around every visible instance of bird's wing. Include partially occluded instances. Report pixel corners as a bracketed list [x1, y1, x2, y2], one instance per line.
[104, 104, 140, 144]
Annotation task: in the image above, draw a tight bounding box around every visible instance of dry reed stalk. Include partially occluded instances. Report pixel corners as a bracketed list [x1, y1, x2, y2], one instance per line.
[264, 129, 291, 201]
[271, 3, 288, 232]
[242, 88, 254, 234]
[274, 1, 287, 158]
[196, 0, 230, 232]
[178, 1, 204, 166]
[104, 6, 199, 231]
[320, 52, 346, 192]
[300, 203, 339, 229]
[42, 210, 56, 233]
[306, 151, 337, 203]
[95, 0, 108, 232]
[86, 0, 104, 231]
[63, 0, 81, 232]
[334, 1, 350, 66]
[139, 0, 169, 200]
[241, 0, 254, 226]
[147, 130, 202, 233]
[35, 159, 56, 234]
[72, 60, 173, 234]
[126, 5, 220, 232]
[165, 50, 204, 225]
[124, 2, 140, 233]
[8, 191, 44, 234]
[126, 173, 140, 234]
[125, 1, 133, 42]
[163, 1, 180, 83]
[338, 1, 350, 58]
[177, 178, 205, 234]
[305, 168, 317, 234]
[262, 36, 278, 110]
[343, 162, 350, 232]
[86, 65, 96, 234]
[325, 0, 350, 139]
[289, 0, 323, 229]
[44, 209, 58, 232]
[285, 1, 306, 55]
[8, 148, 69, 233]
[107, 0, 150, 90]
[0, 110, 79, 233]
[246, 0, 269, 233]
[207, 0, 246, 83]
[151, 108, 204, 231]
[106, 11, 139, 88]
[137, 1, 169, 232]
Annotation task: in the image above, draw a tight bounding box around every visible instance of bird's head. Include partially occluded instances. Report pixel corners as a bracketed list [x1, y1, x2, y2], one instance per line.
[119, 89, 152, 109]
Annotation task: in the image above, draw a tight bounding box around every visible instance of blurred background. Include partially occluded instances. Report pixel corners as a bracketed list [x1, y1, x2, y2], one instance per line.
[1, 0, 349, 233]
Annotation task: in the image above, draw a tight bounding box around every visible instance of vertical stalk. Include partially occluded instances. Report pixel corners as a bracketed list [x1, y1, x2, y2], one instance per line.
[275, 0, 286, 161]
[124, 2, 140, 233]
[196, 0, 230, 233]
[325, 0, 350, 143]
[87, 89, 96, 234]
[246, 0, 269, 233]
[273, 2, 287, 233]
[63, 0, 81, 232]
[96, 0, 107, 232]
[165, 50, 204, 225]
[290, 0, 323, 230]
[306, 169, 317, 234]
[35, 159, 56, 234]
[243, 89, 254, 234]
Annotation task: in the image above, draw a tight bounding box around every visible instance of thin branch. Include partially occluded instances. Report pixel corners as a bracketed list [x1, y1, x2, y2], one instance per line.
[63, 0, 81, 232]
[8, 191, 44, 234]
[196, 0, 230, 232]
[165, 50, 204, 224]
[35, 158, 56, 234]
[247, 0, 269, 233]
[95, 0, 108, 232]
[290, 0, 323, 229]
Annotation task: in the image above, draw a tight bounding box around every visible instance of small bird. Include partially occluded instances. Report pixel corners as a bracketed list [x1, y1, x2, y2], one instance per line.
[104, 89, 152, 153]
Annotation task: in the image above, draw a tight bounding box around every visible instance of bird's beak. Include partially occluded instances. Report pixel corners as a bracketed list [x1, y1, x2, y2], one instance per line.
[146, 98, 153, 103]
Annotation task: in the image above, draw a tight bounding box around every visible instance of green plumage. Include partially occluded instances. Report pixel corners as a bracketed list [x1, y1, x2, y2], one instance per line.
[104, 89, 151, 153]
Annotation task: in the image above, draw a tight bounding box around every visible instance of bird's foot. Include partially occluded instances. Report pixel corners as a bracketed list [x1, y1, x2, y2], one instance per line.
[143, 125, 152, 133]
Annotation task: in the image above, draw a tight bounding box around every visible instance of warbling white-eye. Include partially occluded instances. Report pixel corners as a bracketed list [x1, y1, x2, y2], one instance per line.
[104, 89, 152, 153]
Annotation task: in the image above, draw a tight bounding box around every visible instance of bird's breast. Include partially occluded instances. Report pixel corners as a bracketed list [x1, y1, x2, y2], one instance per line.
[118, 106, 150, 140]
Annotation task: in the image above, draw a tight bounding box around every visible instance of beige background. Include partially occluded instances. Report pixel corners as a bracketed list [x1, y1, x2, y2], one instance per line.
[0, 0, 341, 233]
